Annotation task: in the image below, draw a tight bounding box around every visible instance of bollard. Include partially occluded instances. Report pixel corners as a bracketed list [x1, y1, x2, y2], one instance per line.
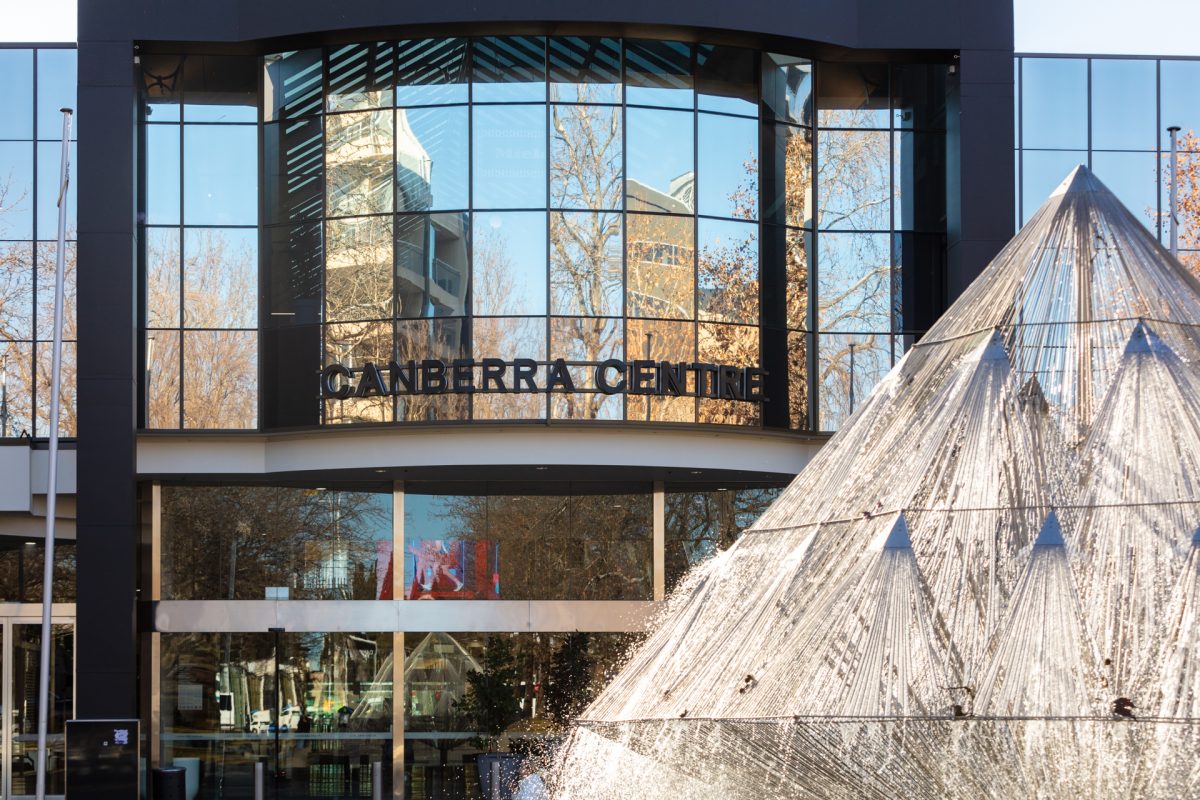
[491, 761, 501, 800]
[152, 766, 187, 800]
[254, 761, 265, 800]
[372, 761, 382, 800]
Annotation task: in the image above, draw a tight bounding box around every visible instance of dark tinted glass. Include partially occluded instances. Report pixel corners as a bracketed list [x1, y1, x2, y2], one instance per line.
[472, 36, 546, 102]
[762, 53, 812, 126]
[395, 38, 469, 106]
[265, 221, 322, 325]
[696, 44, 757, 116]
[264, 50, 323, 121]
[549, 36, 621, 103]
[182, 54, 257, 122]
[264, 118, 323, 224]
[817, 62, 889, 128]
[625, 40, 693, 108]
[327, 42, 395, 111]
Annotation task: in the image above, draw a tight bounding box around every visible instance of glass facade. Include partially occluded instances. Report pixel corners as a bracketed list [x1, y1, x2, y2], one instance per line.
[1015, 55, 1200, 275]
[137, 39, 948, 433]
[0, 46, 78, 440]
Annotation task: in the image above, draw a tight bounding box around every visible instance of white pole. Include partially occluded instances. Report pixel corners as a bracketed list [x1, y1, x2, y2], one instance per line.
[1169, 126, 1180, 259]
[36, 106, 72, 800]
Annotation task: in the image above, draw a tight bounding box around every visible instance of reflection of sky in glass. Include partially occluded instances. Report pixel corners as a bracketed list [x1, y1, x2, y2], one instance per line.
[1160, 61, 1200, 150]
[472, 105, 547, 209]
[0, 50, 32, 140]
[1021, 150, 1085, 225]
[36, 49, 76, 140]
[817, 231, 892, 332]
[36, 140, 76, 238]
[626, 107, 694, 211]
[1021, 58, 1087, 150]
[0, 142, 34, 238]
[183, 125, 258, 225]
[184, 227, 259, 328]
[1091, 151, 1158, 231]
[698, 113, 757, 219]
[472, 211, 547, 315]
[145, 126, 180, 225]
[400, 106, 468, 211]
[1091, 59, 1156, 151]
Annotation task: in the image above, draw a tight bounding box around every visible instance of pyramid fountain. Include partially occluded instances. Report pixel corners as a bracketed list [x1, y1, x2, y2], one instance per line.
[552, 167, 1200, 798]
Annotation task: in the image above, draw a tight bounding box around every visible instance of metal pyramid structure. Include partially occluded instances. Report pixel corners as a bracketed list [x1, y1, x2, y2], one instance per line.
[554, 167, 1200, 798]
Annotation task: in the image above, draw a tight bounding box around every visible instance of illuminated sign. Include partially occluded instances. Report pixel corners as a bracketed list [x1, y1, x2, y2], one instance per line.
[321, 358, 765, 402]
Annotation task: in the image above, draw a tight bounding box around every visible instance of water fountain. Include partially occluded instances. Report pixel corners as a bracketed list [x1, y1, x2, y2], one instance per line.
[553, 167, 1200, 798]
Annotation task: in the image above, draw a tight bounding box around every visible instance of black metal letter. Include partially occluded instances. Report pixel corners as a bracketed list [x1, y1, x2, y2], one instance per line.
[481, 358, 507, 392]
[421, 359, 447, 394]
[513, 358, 538, 391]
[452, 359, 476, 393]
[596, 359, 627, 394]
[546, 359, 576, 392]
[320, 364, 353, 399]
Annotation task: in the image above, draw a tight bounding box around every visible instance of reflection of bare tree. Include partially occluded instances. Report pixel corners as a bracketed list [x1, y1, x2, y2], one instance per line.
[428, 493, 653, 601]
[146, 229, 257, 429]
[1164, 130, 1200, 277]
[664, 488, 782, 592]
[161, 486, 391, 600]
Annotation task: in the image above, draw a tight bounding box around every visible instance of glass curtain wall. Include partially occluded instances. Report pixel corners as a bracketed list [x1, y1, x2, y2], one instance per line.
[0, 45, 77, 440]
[139, 39, 948, 433]
[1015, 55, 1200, 274]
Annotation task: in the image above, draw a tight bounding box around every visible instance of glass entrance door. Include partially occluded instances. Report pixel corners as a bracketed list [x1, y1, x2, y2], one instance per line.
[4, 621, 74, 800]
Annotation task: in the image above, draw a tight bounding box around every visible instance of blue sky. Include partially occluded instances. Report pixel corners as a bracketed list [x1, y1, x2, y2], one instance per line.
[3, 0, 1199, 55]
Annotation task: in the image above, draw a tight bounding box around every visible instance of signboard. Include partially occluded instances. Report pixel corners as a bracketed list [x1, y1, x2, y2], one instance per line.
[66, 719, 140, 799]
[322, 357, 766, 403]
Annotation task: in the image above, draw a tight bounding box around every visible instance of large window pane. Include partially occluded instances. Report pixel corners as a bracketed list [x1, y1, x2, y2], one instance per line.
[395, 213, 470, 318]
[763, 54, 812, 127]
[550, 211, 621, 316]
[325, 320, 394, 424]
[265, 222, 322, 325]
[550, 316, 623, 420]
[472, 212, 546, 316]
[264, 50, 322, 121]
[145, 329, 180, 429]
[264, 118, 323, 224]
[33, 340, 76, 437]
[1021, 58, 1087, 149]
[404, 490, 651, 600]
[1091, 151, 1158, 232]
[817, 231, 892, 332]
[0, 242, 34, 341]
[36, 141, 76, 238]
[1160, 60, 1200, 151]
[626, 212, 694, 319]
[1021, 150, 1086, 225]
[161, 631, 393, 798]
[1091, 59, 1156, 151]
[11, 624, 72, 796]
[787, 329, 810, 429]
[395, 317, 469, 421]
[471, 318, 547, 420]
[817, 62, 889, 129]
[665, 488, 782, 591]
[0, 341, 34, 437]
[472, 105, 547, 209]
[550, 104, 622, 211]
[327, 110, 394, 217]
[696, 44, 757, 116]
[472, 36, 546, 103]
[698, 322, 760, 425]
[626, 318, 695, 422]
[891, 63, 947, 131]
[396, 38, 468, 106]
[181, 54, 257, 123]
[162, 485, 392, 599]
[763, 124, 813, 228]
[399, 106, 469, 212]
[624, 40, 693, 109]
[327, 42, 395, 112]
[36, 49, 76, 139]
[0, 141, 34, 238]
[818, 130, 890, 231]
[35, 240, 77, 341]
[698, 112, 758, 219]
[182, 330, 257, 428]
[326, 216, 393, 322]
[549, 37, 621, 104]
[183, 125, 258, 225]
[183, 228, 257, 329]
[626, 107, 694, 213]
[0, 49, 33, 140]
[144, 125, 180, 225]
[818, 331, 891, 431]
[0, 538, 75, 602]
[698, 218, 757, 324]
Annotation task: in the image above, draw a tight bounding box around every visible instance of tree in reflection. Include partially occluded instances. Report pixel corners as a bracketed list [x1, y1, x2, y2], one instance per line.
[1165, 130, 1200, 276]
[160, 486, 390, 601]
[664, 488, 783, 593]
[145, 228, 258, 428]
[415, 492, 653, 601]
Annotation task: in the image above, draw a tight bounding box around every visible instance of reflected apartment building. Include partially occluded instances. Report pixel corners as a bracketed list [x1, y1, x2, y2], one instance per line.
[0, 0, 1016, 797]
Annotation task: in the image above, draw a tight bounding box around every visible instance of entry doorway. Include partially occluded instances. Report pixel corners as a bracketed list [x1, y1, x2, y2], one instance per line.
[0, 619, 74, 800]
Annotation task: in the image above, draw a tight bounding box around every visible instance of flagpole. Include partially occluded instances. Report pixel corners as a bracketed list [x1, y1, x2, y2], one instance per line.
[36, 106, 72, 800]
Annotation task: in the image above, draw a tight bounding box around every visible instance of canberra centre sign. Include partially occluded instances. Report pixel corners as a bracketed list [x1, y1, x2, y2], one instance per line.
[321, 358, 766, 402]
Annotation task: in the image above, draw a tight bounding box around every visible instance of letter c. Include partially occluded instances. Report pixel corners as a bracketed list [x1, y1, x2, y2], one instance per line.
[596, 359, 627, 394]
[321, 364, 353, 399]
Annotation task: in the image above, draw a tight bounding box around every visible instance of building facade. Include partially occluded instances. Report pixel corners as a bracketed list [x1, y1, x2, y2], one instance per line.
[1, 0, 1014, 797]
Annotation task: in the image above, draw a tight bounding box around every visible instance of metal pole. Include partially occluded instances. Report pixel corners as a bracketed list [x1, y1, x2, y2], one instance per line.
[848, 342, 857, 414]
[35, 107, 72, 800]
[1, 354, 8, 437]
[254, 761, 265, 800]
[1169, 126, 1181, 259]
[372, 761, 382, 800]
[269, 626, 284, 800]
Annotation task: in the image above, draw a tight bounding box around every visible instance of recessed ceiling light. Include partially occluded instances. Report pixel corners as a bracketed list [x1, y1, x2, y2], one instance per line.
[374, 469, 387, 473]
